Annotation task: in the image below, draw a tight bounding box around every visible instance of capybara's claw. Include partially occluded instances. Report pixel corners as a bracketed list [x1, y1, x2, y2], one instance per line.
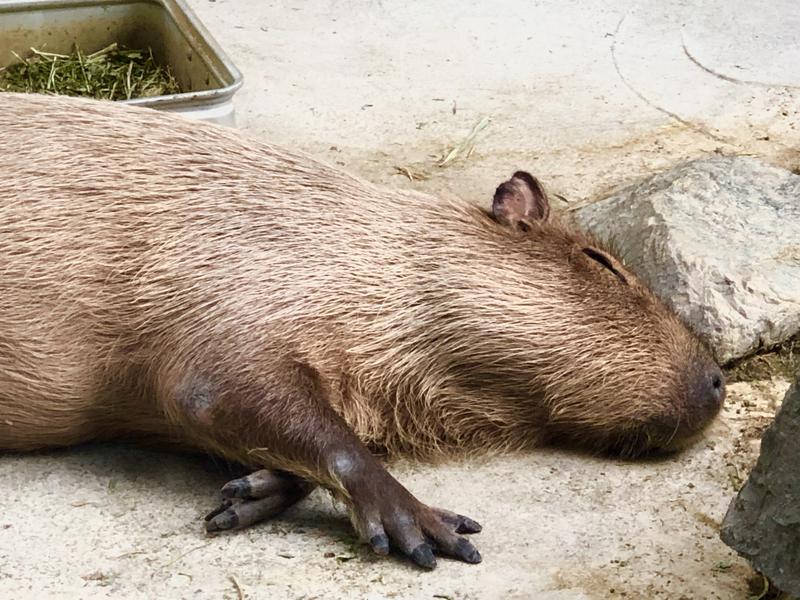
[457, 516, 482, 535]
[368, 533, 390, 556]
[205, 503, 240, 531]
[431, 507, 483, 534]
[220, 469, 304, 500]
[203, 499, 232, 522]
[410, 543, 437, 570]
[220, 479, 251, 499]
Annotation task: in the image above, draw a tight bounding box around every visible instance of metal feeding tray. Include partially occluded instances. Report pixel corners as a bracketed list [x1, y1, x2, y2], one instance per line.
[0, 0, 243, 126]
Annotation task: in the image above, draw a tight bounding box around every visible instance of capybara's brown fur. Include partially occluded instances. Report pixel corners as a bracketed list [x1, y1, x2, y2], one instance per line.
[0, 92, 724, 568]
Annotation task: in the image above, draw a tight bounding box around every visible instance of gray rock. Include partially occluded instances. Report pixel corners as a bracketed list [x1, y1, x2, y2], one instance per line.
[720, 378, 800, 596]
[574, 156, 800, 363]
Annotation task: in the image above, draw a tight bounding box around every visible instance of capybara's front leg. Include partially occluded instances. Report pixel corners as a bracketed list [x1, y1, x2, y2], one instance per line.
[173, 362, 482, 569]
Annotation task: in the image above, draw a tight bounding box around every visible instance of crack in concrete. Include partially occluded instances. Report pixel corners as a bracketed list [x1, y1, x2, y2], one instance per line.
[680, 31, 800, 90]
[610, 13, 732, 144]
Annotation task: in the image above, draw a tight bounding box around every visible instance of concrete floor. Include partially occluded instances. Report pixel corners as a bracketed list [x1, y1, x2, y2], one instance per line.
[2, 0, 799, 598]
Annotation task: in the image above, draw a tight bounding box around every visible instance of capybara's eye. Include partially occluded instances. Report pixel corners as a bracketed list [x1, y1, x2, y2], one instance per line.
[581, 247, 628, 284]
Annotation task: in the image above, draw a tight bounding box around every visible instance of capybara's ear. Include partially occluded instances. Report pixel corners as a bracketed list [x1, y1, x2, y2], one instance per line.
[491, 171, 550, 229]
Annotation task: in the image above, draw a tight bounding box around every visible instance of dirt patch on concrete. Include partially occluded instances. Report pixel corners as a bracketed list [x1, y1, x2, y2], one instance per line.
[727, 336, 800, 384]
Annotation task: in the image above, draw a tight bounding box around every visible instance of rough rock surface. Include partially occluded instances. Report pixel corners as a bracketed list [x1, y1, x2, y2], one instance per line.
[720, 377, 800, 596]
[574, 156, 800, 364]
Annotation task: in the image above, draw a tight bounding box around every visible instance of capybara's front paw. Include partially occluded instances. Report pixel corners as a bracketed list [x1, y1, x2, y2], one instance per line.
[204, 469, 315, 532]
[349, 478, 482, 570]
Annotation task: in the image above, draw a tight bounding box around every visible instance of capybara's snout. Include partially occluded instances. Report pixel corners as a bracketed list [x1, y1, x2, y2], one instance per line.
[644, 352, 725, 452]
[687, 356, 726, 427]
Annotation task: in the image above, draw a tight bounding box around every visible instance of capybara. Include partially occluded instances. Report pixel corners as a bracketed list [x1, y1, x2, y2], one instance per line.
[0, 92, 724, 569]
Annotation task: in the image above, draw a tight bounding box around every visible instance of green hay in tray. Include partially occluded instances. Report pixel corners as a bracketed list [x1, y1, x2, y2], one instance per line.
[0, 43, 181, 100]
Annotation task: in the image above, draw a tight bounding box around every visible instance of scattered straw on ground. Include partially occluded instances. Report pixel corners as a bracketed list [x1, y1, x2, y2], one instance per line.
[438, 116, 491, 167]
[393, 116, 491, 181]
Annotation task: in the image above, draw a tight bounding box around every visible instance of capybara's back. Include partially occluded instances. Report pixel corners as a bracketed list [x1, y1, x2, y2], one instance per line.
[0, 91, 395, 452]
[0, 92, 724, 569]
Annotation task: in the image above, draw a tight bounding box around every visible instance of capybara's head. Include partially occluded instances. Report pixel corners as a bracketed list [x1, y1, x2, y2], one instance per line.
[446, 171, 725, 456]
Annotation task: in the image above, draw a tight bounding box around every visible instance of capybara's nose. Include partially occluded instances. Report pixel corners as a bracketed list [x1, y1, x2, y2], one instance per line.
[697, 362, 726, 415]
[709, 368, 725, 406]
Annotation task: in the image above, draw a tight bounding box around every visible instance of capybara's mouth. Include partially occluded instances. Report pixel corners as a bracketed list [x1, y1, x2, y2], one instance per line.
[637, 409, 723, 456]
[655, 431, 709, 453]
[601, 406, 724, 458]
